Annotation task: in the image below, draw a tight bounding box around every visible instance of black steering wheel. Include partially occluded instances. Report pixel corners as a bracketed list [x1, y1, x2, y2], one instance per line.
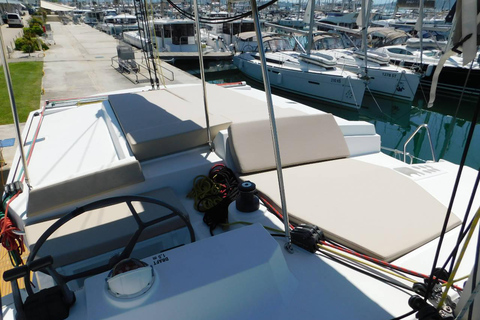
[25, 195, 195, 296]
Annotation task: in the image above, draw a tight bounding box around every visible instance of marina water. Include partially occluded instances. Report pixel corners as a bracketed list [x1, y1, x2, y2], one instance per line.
[175, 59, 480, 170]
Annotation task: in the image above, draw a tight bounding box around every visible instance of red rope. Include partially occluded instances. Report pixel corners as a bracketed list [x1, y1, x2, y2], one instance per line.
[258, 195, 294, 230]
[321, 240, 463, 291]
[0, 216, 24, 254]
[1, 192, 25, 265]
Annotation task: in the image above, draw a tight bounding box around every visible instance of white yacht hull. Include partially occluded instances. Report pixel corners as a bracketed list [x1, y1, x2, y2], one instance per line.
[233, 53, 365, 109]
[318, 50, 421, 101]
[344, 65, 420, 101]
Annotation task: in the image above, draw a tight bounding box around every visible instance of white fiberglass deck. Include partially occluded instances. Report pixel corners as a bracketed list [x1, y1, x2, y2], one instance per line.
[24, 100, 132, 187]
[3, 84, 479, 320]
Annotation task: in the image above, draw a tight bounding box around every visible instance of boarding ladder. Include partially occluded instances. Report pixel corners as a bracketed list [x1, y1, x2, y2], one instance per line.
[403, 124, 436, 163]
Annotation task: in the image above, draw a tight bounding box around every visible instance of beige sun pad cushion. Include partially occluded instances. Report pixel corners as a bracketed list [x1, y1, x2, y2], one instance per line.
[109, 91, 231, 161]
[227, 113, 350, 175]
[28, 158, 145, 220]
[241, 158, 460, 262]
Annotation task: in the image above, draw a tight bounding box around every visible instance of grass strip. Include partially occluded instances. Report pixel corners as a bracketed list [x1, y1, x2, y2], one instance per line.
[0, 61, 43, 125]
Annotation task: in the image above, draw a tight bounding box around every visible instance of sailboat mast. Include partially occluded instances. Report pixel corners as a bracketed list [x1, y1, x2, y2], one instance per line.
[419, 0, 424, 66]
[306, 0, 316, 54]
[360, 0, 372, 76]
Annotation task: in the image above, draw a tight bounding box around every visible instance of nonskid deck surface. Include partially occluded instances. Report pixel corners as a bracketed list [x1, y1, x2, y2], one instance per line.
[2, 84, 479, 319]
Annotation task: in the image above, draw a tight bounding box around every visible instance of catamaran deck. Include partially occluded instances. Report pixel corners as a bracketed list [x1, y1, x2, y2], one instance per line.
[2, 82, 479, 319]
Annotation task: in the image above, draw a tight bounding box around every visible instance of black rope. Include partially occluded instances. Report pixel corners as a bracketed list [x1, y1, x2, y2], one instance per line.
[133, 0, 159, 89]
[316, 250, 414, 294]
[425, 87, 480, 300]
[467, 214, 480, 320]
[441, 168, 480, 273]
[389, 310, 415, 320]
[200, 165, 240, 236]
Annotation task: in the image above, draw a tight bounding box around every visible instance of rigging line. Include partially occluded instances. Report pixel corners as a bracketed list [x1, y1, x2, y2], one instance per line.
[443, 208, 480, 273]
[425, 95, 480, 301]
[437, 207, 480, 309]
[147, 0, 166, 87]
[442, 61, 475, 157]
[465, 206, 480, 320]
[321, 240, 463, 289]
[316, 250, 414, 294]
[143, 3, 160, 89]
[318, 244, 417, 284]
[133, 0, 155, 89]
[389, 310, 416, 320]
[444, 168, 480, 273]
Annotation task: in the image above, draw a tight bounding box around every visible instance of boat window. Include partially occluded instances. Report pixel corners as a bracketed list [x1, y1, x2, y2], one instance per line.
[154, 24, 172, 38]
[387, 48, 410, 55]
[263, 38, 293, 52]
[171, 24, 195, 45]
[390, 37, 409, 45]
[424, 51, 438, 57]
[314, 37, 344, 50]
[224, 22, 255, 35]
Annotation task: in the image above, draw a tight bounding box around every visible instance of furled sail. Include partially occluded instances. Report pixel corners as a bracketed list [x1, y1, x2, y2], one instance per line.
[428, 0, 480, 107]
[450, 0, 480, 65]
[303, 0, 312, 24]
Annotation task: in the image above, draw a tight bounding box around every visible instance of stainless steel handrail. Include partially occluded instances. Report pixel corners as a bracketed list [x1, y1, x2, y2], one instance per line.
[403, 124, 436, 163]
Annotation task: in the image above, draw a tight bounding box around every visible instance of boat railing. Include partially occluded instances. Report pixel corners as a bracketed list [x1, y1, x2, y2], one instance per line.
[140, 56, 175, 81]
[381, 146, 414, 163]
[111, 55, 174, 83]
[403, 124, 436, 163]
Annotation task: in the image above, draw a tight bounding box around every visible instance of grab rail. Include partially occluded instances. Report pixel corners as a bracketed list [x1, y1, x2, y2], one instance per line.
[403, 124, 436, 163]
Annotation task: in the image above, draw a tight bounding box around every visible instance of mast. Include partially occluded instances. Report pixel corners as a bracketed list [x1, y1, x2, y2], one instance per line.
[306, 0, 316, 54]
[359, 0, 372, 76]
[419, 0, 424, 66]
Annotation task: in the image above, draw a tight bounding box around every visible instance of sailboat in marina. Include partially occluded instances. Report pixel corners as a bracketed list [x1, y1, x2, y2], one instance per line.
[0, 0, 480, 319]
[308, 0, 421, 102]
[233, 31, 366, 108]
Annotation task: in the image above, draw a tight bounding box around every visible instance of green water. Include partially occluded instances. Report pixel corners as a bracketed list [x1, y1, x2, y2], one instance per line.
[175, 60, 480, 170]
